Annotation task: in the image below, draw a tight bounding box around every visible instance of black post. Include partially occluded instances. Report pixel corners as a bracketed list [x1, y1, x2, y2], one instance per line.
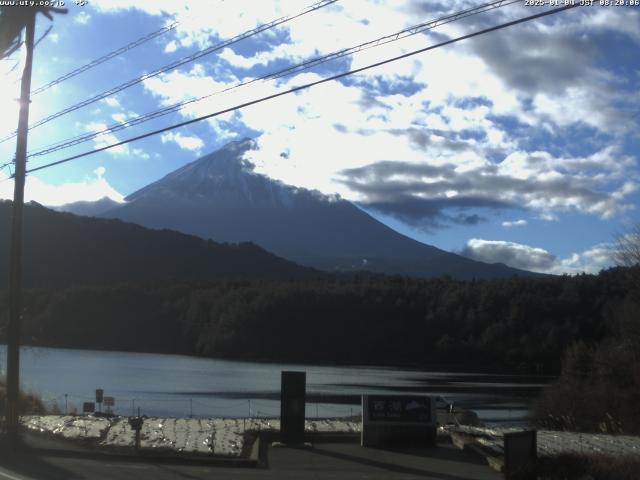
[6, 8, 36, 442]
[280, 371, 306, 444]
[504, 430, 537, 480]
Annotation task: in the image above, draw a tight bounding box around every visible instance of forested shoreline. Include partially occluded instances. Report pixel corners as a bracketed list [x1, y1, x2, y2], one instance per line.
[1, 267, 634, 374]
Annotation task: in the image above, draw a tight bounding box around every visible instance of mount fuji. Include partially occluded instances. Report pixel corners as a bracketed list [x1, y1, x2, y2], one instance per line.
[65, 139, 535, 279]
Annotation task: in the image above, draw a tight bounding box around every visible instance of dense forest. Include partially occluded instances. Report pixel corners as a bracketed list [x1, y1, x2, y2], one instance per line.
[1, 267, 633, 373]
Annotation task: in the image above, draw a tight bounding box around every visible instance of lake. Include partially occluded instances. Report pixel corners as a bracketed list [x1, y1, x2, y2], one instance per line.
[0, 346, 549, 425]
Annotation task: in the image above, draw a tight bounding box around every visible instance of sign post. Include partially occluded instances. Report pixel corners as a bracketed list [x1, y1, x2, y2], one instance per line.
[128, 416, 144, 452]
[103, 396, 115, 414]
[280, 371, 306, 445]
[95, 389, 104, 413]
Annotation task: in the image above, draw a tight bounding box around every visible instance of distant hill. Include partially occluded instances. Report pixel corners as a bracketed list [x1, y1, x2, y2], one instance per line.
[0, 201, 318, 288]
[99, 138, 536, 280]
[55, 196, 122, 217]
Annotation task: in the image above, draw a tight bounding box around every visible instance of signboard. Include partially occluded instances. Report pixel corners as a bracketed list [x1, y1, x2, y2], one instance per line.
[103, 396, 115, 407]
[83, 402, 95, 413]
[361, 395, 437, 447]
[366, 395, 433, 423]
[280, 371, 306, 444]
[95, 389, 104, 404]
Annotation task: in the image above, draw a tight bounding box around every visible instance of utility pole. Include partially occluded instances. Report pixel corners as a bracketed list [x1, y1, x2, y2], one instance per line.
[6, 8, 36, 442]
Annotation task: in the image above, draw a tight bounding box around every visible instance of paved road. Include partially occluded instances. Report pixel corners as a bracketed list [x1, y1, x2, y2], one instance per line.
[0, 442, 500, 480]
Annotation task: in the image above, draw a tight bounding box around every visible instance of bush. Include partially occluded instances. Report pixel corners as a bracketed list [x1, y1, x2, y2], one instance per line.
[537, 454, 640, 480]
[0, 382, 46, 416]
[533, 305, 640, 434]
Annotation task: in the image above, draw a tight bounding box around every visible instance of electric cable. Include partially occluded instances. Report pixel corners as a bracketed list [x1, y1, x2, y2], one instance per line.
[0, 0, 339, 144]
[31, 20, 180, 95]
[20, 4, 580, 177]
[26, 0, 520, 159]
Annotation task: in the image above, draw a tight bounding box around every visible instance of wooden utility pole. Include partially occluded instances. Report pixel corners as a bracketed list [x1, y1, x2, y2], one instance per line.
[6, 8, 36, 442]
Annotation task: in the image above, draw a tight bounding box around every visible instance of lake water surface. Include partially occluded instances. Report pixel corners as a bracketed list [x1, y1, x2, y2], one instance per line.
[0, 346, 550, 425]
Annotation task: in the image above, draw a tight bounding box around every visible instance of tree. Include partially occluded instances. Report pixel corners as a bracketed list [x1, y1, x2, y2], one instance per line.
[612, 225, 640, 367]
[615, 224, 640, 267]
[614, 224, 640, 297]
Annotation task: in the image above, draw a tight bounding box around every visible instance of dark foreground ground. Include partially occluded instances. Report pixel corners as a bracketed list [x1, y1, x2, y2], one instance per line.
[0, 432, 500, 480]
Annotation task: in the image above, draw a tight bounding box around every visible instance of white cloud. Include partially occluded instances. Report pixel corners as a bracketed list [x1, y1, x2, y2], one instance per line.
[86, 122, 128, 155]
[110, 111, 138, 123]
[164, 40, 178, 53]
[218, 48, 265, 69]
[92, 0, 640, 140]
[91, 1, 333, 50]
[0, 167, 124, 206]
[74, 11, 92, 25]
[461, 238, 615, 275]
[85, 122, 149, 159]
[111, 113, 127, 123]
[142, 64, 239, 113]
[116, 1, 638, 227]
[502, 219, 527, 228]
[160, 132, 204, 152]
[131, 148, 150, 160]
[461, 239, 556, 272]
[539, 212, 558, 222]
[101, 97, 121, 108]
[562, 244, 616, 272]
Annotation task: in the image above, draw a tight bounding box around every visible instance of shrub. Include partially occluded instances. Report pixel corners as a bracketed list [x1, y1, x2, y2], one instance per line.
[0, 381, 46, 416]
[537, 454, 640, 480]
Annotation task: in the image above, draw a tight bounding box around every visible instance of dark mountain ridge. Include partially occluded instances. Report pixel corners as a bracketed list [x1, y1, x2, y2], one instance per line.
[0, 200, 318, 288]
[98, 138, 537, 279]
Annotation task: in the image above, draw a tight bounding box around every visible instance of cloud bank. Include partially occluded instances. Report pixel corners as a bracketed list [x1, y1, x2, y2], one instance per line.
[0, 167, 125, 206]
[460, 238, 615, 274]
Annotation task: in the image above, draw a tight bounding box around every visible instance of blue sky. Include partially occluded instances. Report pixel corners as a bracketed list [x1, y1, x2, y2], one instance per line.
[0, 1, 639, 274]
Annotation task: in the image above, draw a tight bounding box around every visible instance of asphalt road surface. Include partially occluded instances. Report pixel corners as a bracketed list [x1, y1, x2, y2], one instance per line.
[0, 441, 500, 480]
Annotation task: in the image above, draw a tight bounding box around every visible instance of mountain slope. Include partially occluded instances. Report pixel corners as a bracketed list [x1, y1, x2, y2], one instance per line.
[102, 138, 535, 279]
[0, 200, 318, 288]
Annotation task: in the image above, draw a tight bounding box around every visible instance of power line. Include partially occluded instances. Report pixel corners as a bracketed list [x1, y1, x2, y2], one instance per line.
[23, 4, 580, 177]
[31, 21, 180, 96]
[0, 0, 339, 145]
[27, 0, 520, 159]
[263, 0, 523, 82]
[0, 160, 13, 179]
[28, 0, 518, 158]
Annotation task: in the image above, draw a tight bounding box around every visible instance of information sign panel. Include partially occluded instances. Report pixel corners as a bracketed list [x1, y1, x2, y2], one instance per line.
[361, 395, 436, 447]
[366, 395, 433, 423]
